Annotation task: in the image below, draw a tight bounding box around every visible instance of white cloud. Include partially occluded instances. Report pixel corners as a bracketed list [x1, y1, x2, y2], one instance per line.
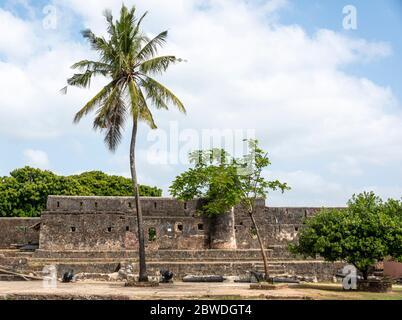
[328, 156, 363, 177]
[23, 149, 50, 169]
[0, 9, 37, 60]
[267, 170, 345, 206]
[0, 0, 401, 205]
[362, 186, 402, 201]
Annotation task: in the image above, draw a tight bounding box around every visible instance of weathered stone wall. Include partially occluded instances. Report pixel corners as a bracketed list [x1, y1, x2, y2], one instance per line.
[40, 196, 232, 252]
[39, 212, 131, 251]
[0, 196, 344, 253]
[0, 218, 40, 248]
[234, 206, 336, 248]
[209, 209, 237, 249]
[130, 260, 344, 281]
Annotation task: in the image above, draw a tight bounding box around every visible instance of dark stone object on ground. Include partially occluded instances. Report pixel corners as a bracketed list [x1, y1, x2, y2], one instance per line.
[250, 271, 265, 282]
[19, 244, 39, 252]
[182, 275, 224, 282]
[62, 271, 74, 283]
[160, 269, 174, 283]
[273, 278, 300, 284]
[356, 280, 392, 293]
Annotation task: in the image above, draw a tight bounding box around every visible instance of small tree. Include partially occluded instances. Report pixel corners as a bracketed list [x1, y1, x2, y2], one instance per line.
[235, 140, 290, 281]
[170, 140, 290, 282]
[290, 192, 402, 280]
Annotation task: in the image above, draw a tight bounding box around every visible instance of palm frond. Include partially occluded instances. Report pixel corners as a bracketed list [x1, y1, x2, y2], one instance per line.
[93, 86, 126, 151]
[141, 76, 186, 113]
[71, 60, 112, 78]
[73, 82, 115, 123]
[127, 78, 140, 117]
[93, 86, 119, 129]
[139, 55, 178, 75]
[103, 9, 115, 36]
[81, 29, 116, 63]
[128, 79, 157, 129]
[141, 78, 169, 110]
[136, 31, 168, 62]
[138, 88, 157, 129]
[103, 111, 125, 152]
[67, 71, 93, 89]
[134, 11, 148, 34]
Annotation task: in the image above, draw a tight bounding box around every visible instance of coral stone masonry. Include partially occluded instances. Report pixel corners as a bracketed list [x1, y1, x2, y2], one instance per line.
[0, 196, 346, 281]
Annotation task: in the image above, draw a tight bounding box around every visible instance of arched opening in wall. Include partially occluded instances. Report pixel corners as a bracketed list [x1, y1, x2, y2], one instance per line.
[126, 226, 130, 231]
[128, 202, 132, 208]
[176, 223, 183, 232]
[295, 227, 299, 232]
[80, 202, 83, 209]
[57, 201, 60, 208]
[184, 202, 187, 210]
[197, 223, 204, 231]
[148, 227, 157, 241]
[94, 202, 98, 209]
[71, 227, 76, 232]
[154, 202, 157, 209]
[107, 227, 112, 233]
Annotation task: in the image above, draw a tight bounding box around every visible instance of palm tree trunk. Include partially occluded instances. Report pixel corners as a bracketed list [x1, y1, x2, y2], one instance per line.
[248, 211, 271, 283]
[130, 115, 148, 282]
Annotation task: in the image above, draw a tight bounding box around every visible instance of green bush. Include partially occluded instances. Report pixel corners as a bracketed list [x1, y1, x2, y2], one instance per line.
[289, 192, 402, 279]
[0, 167, 162, 217]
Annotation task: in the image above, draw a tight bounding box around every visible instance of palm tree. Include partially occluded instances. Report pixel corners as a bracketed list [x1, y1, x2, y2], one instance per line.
[63, 5, 186, 282]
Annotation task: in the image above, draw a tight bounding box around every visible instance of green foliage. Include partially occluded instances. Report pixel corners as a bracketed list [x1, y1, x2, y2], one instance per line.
[290, 192, 402, 279]
[148, 227, 157, 242]
[235, 139, 290, 213]
[169, 140, 290, 217]
[0, 167, 162, 217]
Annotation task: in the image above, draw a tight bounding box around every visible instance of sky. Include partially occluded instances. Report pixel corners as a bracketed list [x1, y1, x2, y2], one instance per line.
[0, 0, 402, 206]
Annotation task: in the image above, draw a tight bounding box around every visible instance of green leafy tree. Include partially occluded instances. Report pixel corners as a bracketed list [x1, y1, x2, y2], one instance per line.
[170, 140, 289, 281]
[70, 171, 161, 197]
[0, 167, 162, 217]
[63, 5, 185, 282]
[171, 149, 242, 216]
[290, 192, 402, 280]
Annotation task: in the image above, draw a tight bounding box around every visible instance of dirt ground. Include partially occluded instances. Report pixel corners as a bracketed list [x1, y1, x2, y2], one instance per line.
[0, 281, 401, 300]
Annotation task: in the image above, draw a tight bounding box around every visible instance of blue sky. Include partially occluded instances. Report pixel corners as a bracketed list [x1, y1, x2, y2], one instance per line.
[281, 0, 402, 98]
[0, 0, 401, 205]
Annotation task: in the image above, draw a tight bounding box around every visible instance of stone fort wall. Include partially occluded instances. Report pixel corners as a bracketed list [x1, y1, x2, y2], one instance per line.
[0, 196, 342, 252]
[0, 197, 348, 281]
[0, 218, 40, 249]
